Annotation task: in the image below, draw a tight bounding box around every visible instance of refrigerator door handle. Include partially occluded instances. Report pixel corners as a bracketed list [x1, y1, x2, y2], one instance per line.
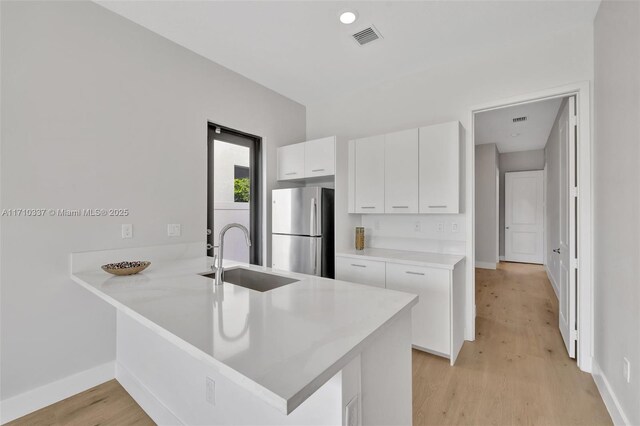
[310, 197, 317, 236]
[314, 244, 318, 275]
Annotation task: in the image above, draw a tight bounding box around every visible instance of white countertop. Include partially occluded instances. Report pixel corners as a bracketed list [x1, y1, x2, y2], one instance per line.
[71, 257, 417, 415]
[336, 248, 465, 270]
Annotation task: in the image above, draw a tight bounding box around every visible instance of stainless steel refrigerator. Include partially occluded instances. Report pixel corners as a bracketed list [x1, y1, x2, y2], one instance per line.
[271, 187, 334, 278]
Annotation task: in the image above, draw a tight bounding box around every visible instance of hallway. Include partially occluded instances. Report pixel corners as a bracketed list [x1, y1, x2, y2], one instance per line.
[412, 262, 611, 425]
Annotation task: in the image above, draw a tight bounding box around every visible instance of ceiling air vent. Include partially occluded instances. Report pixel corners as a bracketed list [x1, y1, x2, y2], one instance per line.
[352, 26, 382, 46]
[512, 116, 528, 123]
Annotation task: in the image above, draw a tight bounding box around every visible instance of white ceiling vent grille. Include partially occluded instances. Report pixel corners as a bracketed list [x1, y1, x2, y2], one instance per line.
[512, 116, 528, 123]
[352, 26, 382, 46]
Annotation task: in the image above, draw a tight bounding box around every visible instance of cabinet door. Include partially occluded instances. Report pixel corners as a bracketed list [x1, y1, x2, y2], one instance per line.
[386, 263, 450, 355]
[336, 256, 386, 288]
[354, 135, 385, 213]
[385, 129, 419, 213]
[304, 137, 335, 178]
[277, 143, 305, 181]
[419, 122, 461, 213]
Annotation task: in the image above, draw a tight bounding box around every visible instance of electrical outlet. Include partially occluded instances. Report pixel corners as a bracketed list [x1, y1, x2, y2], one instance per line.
[345, 394, 359, 426]
[437, 223, 444, 232]
[451, 222, 459, 233]
[121, 224, 133, 239]
[414, 221, 421, 232]
[167, 224, 181, 237]
[205, 377, 215, 405]
[623, 357, 631, 383]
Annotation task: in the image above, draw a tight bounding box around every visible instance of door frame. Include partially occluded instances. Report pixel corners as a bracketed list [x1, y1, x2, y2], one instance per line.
[207, 122, 263, 265]
[469, 81, 593, 372]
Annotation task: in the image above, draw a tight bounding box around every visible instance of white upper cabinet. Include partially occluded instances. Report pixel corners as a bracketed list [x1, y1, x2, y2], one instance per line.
[354, 135, 385, 213]
[385, 129, 419, 213]
[419, 122, 461, 214]
[277, 137, 335, 181]
[277, 142, 305, 181]
[347, 121, 461, 214]
[304, 136, 335, 178]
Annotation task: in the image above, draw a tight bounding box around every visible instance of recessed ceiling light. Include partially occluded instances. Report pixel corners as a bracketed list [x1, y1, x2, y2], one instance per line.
[339, 11, 358, 25]
[511, 133, 520, 137]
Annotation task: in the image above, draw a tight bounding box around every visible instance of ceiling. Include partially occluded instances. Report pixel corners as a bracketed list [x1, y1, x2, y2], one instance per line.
[96, 1, 600, 106]
[475, 97, 564, 153]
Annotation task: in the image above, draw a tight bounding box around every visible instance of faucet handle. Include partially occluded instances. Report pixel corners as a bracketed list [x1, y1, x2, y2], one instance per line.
[212, 254, 219, 271]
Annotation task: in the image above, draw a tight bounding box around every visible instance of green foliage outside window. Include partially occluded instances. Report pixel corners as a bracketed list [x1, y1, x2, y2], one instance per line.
[234, 178, 250, 202]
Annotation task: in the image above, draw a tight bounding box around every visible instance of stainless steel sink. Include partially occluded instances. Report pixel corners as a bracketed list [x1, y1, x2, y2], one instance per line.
[201, 268, 299, 292]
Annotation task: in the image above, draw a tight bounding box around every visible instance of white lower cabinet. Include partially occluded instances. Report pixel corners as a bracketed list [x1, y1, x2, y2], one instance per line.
[385, 263, 450, 356]
[336, 254, 465, 365]
[335, 256, 386, 288]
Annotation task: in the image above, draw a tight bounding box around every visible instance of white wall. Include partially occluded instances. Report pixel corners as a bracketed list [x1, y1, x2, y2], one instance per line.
[0, 1, 305, 401]
[475, 144, 499, 266]
[544, 98, 568, 288]
[593, 1, 640, 424]
[498, 149, 546, 257]
[307, 24, 593, 340]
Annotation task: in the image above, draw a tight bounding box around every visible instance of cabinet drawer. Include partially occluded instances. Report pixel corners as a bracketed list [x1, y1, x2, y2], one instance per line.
[336, 256, 386, 288]
[385, 263, 450, 355]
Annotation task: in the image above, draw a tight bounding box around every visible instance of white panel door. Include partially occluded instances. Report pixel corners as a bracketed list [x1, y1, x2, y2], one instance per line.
[304, 136, 335, 178]
[277, 143, 305, 181]
[418, 122, 461, 213]
[558, 98, 577, 358]
[505, 170, 544, 264]
[354, 135, 385, 213]
[385, 128, 419, 213]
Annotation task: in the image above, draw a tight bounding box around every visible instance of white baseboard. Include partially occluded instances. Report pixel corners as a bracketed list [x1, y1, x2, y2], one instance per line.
[592, 359, 631, 425]
[499, 256, 505, 261]
[116, 362, 183, 425]
[544, 265, 559, 299]
[0, 361, 115, 424]
[475, 261, 497, 270]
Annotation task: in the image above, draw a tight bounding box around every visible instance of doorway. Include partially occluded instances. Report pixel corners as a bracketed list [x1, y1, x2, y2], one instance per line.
[472, 84, 590, 370]
[207, 123, 262, 265]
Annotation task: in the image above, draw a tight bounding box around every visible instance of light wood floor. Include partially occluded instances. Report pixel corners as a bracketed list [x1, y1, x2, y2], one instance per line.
[413, 262, 611, 425]
[9, 262, 611, 425]
[5, 379, 153, 426]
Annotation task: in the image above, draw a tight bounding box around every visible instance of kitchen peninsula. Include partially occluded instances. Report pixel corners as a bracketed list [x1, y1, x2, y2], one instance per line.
[70, 243, 417, 425]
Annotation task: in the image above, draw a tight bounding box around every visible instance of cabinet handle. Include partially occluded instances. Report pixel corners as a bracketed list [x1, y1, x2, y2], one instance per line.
[405, 271, 425, 276]
[360, 206, 375, 209]
[428, 205, 447, 208]
[351, 264, 367, 268]
[285, 172, 297, 176]
[392, 206, 409, 209]
[311, 168, 325, 172]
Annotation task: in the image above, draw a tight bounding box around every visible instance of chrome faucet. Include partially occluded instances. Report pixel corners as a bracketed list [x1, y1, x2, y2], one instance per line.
[215, 223, 251, 286]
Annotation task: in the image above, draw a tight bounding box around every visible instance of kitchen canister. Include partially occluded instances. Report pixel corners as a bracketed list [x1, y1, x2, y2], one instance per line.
[355, 227, 365, 251]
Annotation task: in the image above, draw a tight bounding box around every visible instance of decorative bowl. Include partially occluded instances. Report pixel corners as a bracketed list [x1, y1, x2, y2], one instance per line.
[101, 261, 151, 276]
